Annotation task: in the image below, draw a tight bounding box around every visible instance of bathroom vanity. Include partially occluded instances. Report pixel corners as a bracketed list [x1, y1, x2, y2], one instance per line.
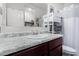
[6, 37, 62, 56]
[0, 33, 62, 56]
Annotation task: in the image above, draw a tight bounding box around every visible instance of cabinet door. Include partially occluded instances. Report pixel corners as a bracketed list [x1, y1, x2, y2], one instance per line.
[49, 37, 62, 50]
[7, 43, 48, 56]
[49, 46, 62, 56]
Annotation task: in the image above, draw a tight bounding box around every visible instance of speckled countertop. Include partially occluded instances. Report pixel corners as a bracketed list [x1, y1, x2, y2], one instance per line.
[0, 33, 63, 56]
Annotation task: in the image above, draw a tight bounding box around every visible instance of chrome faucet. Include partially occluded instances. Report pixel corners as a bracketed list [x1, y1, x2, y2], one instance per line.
[32, 30, 38, 35]
[33, 32, 38, 35]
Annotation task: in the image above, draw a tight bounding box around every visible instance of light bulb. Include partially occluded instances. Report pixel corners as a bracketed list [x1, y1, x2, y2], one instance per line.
[28, 8, 32, 11]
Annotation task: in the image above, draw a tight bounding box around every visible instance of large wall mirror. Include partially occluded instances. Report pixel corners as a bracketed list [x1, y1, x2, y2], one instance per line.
[5, 3, 47, 27]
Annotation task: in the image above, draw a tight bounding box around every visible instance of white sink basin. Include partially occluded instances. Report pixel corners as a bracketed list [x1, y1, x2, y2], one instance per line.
[26, 34, 51, 39]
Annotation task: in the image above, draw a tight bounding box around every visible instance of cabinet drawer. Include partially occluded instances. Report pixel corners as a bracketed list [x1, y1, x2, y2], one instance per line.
[49, 37, 62, 50]
[7, 42, 48, 56]
[49, 45, 62, 56]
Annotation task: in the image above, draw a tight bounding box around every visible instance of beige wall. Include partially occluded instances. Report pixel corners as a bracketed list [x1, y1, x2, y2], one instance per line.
[0, 4, 2, 27]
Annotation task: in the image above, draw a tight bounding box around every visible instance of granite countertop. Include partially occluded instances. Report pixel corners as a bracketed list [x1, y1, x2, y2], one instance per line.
[0, 33, 63, 56]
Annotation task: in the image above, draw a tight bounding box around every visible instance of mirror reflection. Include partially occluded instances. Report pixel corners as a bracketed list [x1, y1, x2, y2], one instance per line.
[6, 3, 47, 27]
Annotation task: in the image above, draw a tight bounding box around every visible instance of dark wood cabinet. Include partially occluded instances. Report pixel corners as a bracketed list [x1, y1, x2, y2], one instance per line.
[7, 37, 62, 56]
[7, 42, 48, 56]
[48, 37, 62, 56]
[49, 37, 62, 50]
[49, 45, 62, 56]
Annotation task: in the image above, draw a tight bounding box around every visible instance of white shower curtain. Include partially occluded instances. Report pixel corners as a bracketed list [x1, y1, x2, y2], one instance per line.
[63, 17, 79, 55]
[61, 4, 79, 55]
[74, 17, 79, 55]
[63, 17, 75, 48]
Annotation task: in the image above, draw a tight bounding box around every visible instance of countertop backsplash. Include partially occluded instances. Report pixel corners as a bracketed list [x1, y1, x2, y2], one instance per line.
[0, 27, 49, 38]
